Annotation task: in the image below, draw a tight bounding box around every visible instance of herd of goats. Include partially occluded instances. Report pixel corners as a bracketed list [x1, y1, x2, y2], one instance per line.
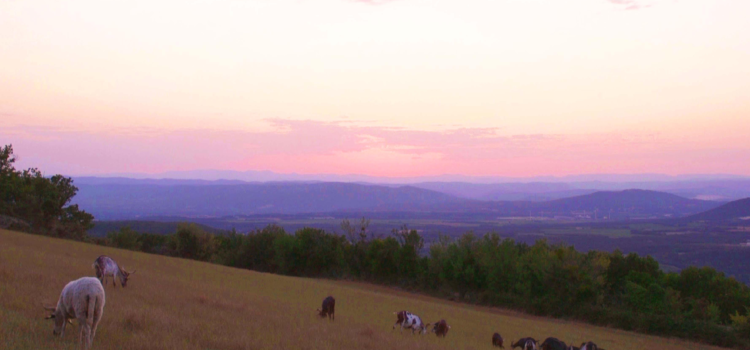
[318, 297, 604, 350]
[42, 255, 603, 350]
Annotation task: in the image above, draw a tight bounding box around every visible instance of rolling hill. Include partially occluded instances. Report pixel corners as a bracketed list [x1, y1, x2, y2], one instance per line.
[683, 198, 750, 224]
[0, 228, 725, 350]
[411, 182, 598, 201]
[537, 189, 721, 219]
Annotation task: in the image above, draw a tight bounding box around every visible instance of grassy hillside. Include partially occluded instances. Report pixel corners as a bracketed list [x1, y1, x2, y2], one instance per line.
[0, 229, 725, 350]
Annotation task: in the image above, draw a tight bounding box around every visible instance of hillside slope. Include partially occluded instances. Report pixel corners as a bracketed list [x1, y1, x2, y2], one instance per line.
[0, 229, 726, 350]
[538, 189, 720, 218]
[684, 198, 750, 223]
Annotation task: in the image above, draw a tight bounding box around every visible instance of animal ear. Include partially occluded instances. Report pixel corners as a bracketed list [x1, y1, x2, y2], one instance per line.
[42, 304, 56, 312]
[129, 269, 136, 275]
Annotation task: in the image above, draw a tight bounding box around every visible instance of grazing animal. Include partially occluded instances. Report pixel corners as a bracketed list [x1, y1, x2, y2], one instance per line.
[541, 337, 567, 350]
[44, 277, 105, 350]
[492, 332, 505, 348]
[429, 319, 450, 337]
[511, 337, 538, 350]
[92, 255, 134, 288]
[316, 296, 335, 320]
[579, 342, 602, 350]
[392, 310, 428, 334]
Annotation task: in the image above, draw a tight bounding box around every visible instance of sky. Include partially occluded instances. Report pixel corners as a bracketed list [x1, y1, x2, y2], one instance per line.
[1, 0, 749, 179]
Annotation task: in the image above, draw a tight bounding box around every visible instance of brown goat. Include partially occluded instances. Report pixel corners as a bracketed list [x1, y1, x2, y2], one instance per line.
[429, 319, 450, 337]
[493, 332, 505, 348]
[316, 296, 335, 320]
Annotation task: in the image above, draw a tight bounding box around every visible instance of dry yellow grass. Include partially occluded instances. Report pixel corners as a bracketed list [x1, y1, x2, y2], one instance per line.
[0, 228, 724, 350]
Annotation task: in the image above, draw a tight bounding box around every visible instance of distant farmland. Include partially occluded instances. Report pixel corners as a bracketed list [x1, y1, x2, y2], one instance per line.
[0, 229, 727, 350]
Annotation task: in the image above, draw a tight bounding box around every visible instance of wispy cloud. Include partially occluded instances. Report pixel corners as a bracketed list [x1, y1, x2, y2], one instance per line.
[607, 0, 652, 10]
[349, 0, 399, 5]
[3, 119, 749, 177]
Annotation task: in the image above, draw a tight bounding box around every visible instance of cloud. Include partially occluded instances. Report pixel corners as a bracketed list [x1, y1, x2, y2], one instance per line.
[349, 0, 399, 5]
[2, 119, 749, 177]
[607, 0, 652, 10]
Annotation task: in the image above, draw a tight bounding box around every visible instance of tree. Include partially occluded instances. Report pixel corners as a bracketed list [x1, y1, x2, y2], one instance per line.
[0, 144, 93, 237]
[341, 217, 371, 243]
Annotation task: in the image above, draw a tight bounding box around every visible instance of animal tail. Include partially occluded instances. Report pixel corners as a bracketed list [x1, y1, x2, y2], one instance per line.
[86, 295, 97, 324]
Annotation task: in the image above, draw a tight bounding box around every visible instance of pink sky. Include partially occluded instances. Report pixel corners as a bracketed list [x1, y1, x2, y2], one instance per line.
[1, 0, 749, 178]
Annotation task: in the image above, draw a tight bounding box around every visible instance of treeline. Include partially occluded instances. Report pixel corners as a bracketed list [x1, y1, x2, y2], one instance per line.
[102, 222, 750, 348]
[0, 145, 93, 239]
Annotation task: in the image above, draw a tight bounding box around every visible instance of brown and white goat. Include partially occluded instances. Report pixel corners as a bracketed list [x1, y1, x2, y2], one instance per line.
[392, 310, 428, 334]
[93, 255, 134, 288]
[579, 341, 603, 350]
[44, 277, 105, 350]
[512, 337, 538, 350]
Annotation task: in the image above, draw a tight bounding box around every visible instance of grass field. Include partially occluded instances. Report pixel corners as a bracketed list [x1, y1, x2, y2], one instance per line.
[0, 229, 724, 350]
[541, 228, 633, 238]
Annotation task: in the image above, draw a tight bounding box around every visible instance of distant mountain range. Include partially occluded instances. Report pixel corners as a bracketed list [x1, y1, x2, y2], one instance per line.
[74, 176, 750, 202]
[72, 178, 725, 220]
[85, 171, 748, 184]
[73, 182, 472, 219]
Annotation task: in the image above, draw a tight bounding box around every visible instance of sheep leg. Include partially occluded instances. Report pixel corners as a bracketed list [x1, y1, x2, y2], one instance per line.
[79, 322, 91, 350]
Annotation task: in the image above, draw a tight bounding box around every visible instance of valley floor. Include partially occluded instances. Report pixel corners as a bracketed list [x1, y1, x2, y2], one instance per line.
[0, 229, 724, 350]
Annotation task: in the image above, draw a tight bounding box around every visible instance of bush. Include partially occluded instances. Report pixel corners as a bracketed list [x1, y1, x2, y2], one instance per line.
[107, 227, 141, 250]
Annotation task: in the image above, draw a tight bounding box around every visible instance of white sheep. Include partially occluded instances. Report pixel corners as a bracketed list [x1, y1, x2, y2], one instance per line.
[44, 277, 105, 350]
